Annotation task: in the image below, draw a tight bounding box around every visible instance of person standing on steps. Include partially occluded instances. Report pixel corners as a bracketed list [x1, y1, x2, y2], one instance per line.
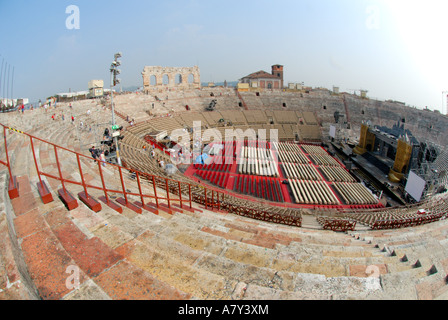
[89, 146, 99, 162]
[100, 151, 107, 167]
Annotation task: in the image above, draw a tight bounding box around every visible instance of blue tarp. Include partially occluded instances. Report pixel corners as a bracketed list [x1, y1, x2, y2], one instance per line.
[195, 153, 208, 164]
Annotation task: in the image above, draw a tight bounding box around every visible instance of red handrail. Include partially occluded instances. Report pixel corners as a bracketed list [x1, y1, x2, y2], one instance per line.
[1, 126, 18, 198]
[0, 123, 221, 214]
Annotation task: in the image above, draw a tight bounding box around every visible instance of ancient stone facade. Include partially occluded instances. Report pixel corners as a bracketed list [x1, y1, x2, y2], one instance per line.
[142, 66, 201, 93]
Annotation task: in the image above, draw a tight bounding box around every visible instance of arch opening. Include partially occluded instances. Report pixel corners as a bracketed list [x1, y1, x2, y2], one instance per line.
[150, 75, 157, 86]
[175, 74, 183, 85]
[163, 74, 169, 85]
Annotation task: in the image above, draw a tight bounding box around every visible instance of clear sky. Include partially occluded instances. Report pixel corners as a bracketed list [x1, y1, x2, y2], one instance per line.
[1, 0, 447, 113]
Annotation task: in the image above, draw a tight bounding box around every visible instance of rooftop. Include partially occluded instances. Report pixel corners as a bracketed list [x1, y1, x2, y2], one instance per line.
[241, 70, 280, 80]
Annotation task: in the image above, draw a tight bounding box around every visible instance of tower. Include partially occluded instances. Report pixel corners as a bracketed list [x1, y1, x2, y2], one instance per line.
[271, 65, 284, 89]
[388, 139, 413, 183]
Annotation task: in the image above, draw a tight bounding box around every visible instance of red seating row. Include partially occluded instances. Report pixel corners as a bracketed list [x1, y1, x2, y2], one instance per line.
[195, 170, 229, 189]
[195, 161, 232, 173]
[233, 175, 284, 203]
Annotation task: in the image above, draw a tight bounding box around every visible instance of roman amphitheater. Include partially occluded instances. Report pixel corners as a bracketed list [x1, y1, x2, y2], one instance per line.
[1, 69, 448, 301]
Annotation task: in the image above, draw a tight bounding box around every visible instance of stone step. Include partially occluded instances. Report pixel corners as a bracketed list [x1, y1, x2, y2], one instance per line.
[0, 172, 39, 300]
[8, 173, 194, 300]
[11, 175, 85, 300]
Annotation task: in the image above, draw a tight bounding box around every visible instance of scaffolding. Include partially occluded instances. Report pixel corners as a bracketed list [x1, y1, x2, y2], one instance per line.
[413, 142, 448, 200]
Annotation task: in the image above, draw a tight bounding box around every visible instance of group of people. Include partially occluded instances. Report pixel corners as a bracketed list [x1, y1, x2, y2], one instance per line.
[143, 144, 166, 169]
[41, 99, 57, 111]
[2, 97, 66, 114]
[48, 111, 92, 132]
[89, 145, 107, 166]
[87, 127, 117, 166]
[125, 116, 136, 126]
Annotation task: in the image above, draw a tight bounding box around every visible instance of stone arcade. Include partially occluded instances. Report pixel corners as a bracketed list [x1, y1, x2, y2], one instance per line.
[142, 66, 201, 93]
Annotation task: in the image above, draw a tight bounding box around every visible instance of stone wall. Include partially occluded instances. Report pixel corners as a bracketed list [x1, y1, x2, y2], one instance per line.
[142, 66, 201, 93]
[239, 90, 448, 147]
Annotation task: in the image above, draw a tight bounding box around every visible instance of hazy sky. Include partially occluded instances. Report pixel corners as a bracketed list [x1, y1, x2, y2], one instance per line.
[1, 0, 448, 113]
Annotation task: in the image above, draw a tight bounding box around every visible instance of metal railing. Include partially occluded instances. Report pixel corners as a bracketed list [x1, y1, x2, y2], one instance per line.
[0, 122, 224, 214]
